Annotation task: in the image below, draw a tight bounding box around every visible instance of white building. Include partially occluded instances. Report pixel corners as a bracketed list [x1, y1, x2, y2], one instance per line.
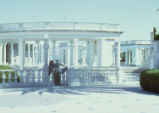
[120, 40, 151, 66]
[0, 22, 122, 68]
[0, 22, 123, 86]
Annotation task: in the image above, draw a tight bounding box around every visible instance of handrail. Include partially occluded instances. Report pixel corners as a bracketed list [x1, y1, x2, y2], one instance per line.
[0, 22, 120, 33]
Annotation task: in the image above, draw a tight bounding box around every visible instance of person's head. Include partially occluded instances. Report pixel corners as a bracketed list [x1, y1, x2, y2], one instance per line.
[49, 60, 54, 66]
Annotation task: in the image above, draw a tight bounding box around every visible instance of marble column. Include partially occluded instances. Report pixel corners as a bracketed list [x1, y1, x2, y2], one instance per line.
[0, 41, 2, 64]
[125, 50, 128, 65]
[112, 45, 115, 66]
[88, 40, 95, 67]
[82, 51, 86, 66]
[115, 40, 121, 83]
[3, 42, 7, 65]
[35, 41, 40, 66]
[18, 39, 24, 69]
[86, 41, 90, 66]
[28, 43, 30, 65]
[32, 44, 35, 65]
[41, 43, 44, 65]
[129, 50, 131, 64]
[70, 39, 78, 67]
[10, 43, 14, 65]
[23, 42, 26, 66]
[97, 39, 103, 67]
[115, 41, 120, 68]
[66, 45, 70, 66]
[52, 40, 57, 61]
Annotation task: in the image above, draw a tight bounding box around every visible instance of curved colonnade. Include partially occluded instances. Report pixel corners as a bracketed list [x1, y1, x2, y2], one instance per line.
[0, 22, 122, 69]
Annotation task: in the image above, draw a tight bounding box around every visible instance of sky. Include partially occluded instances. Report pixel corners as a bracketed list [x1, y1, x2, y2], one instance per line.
[0, 0, 159, 41]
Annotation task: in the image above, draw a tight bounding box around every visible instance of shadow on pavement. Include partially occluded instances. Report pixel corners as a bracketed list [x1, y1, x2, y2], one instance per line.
[2, 84, 159, 96]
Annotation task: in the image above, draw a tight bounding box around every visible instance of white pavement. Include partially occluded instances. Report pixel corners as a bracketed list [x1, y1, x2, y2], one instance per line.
[0, 82, 159, 113]
[0, 71, 159, 113]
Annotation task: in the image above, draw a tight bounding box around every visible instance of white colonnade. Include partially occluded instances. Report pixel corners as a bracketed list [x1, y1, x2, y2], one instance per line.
[0, 37, 120, 69]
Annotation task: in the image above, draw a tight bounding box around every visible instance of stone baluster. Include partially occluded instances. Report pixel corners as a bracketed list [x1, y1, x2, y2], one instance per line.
[14, 70, 18, 86]
[8, 71, 12, 84]
[37, 69, 41, 84]
[2, 71, 6, 83]
[31, 70, 35, 86]
[25, 70, 30, 87]
[20, 70, 24, 86]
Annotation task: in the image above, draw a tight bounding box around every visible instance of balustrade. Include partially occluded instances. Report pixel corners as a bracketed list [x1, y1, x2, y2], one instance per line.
[0, 68, 43, 88]
[66, 67, 118, 86]
[0, 22, 120, 33]
[0, 67, 118, 88]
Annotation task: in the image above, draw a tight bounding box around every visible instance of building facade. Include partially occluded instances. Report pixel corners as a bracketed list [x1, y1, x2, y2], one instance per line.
[0, 22, 122, 69]
[120, 40, 151, 66]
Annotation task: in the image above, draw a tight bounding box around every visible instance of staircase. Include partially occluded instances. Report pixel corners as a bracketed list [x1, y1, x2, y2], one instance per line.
[120, 66, 143, 84]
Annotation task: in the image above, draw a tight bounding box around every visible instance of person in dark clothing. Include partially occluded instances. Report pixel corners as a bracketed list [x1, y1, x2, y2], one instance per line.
[49, 60, 55, 76]
[49, 60, 67, 86]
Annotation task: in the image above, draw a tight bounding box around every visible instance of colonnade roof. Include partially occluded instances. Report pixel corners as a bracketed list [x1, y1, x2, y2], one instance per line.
[0, 22, 123, 34]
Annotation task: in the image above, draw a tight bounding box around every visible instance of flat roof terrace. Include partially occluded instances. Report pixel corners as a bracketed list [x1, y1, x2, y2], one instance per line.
[0, 22, 122, 33]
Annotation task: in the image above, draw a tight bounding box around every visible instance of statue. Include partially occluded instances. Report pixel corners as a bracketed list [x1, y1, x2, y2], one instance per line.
[49, 60, 68, 86]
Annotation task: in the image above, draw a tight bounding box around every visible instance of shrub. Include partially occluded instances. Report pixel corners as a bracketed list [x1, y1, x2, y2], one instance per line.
[140, 69, 159, 93]
[0, 65, 12, 70]
[154, 34, 159, 40]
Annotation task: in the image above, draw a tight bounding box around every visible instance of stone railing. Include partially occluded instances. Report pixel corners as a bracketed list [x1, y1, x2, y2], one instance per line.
[66, 67, 118, 86]
[0, 22, 120, 33]
[0, 68, 46, 88]
[0, 67, 119, 87]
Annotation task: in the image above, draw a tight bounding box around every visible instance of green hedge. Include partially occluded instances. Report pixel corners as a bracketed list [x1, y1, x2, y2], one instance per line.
[0, 65, 12, 70]
[140, 69, 159, 93]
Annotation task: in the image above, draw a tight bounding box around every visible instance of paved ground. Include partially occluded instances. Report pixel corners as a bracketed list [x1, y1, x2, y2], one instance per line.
[0, 72, 159, 113]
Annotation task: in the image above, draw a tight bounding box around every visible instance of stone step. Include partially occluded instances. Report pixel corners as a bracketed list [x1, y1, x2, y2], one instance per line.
[121, 66, 143, 73]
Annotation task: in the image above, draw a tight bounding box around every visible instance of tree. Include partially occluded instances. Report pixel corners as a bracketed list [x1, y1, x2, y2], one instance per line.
[153, 27, 157, 36]
[153, 27, 159, 40]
